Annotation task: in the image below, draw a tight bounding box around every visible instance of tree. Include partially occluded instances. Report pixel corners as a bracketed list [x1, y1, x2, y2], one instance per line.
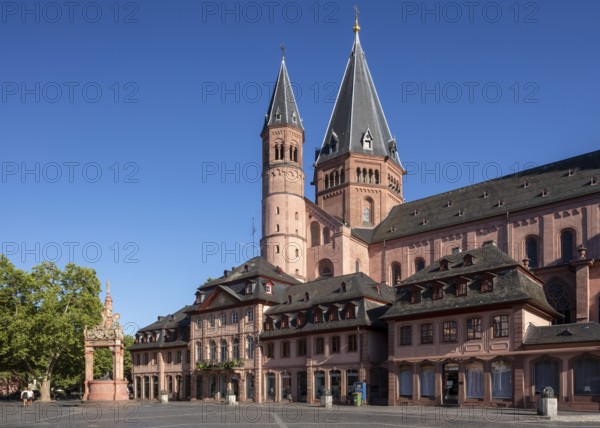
[93, 335, 135, 382]
[0, 257, 103, 401]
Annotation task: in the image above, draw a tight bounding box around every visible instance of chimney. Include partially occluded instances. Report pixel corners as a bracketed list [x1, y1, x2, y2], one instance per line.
[224, 270, 228, 277]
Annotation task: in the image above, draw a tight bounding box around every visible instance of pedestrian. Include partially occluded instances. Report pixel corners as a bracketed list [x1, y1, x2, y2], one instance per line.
[20, 389, 27, 407]
[27, 389, 34, 406]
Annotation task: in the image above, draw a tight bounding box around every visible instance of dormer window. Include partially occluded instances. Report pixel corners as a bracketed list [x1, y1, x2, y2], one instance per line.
[362, 127, 373, 150]
[329, 305, 339, 321]
[305, 292, 309, 302]
[245, 282, 252, 295]
[314, 308, 323, 323]
[410, 287, 421, 304]
[297, 312, 305, 327]
[432, 284, 444, 300]
[288, 295, 292, 304]
[480, 276, 494, 293]
[463, 254, 474, 267]
[345, 303, 356, 319]
[292, 111, 297, 123]
[439, 259, 449, 271]
[330, 134, 338, 153]
[541, 189, 549, 197]
[265, 282, 273, 295]
[567, 168, 575, 177]
[275, 108, 281, 121]
[281, 315, 289, 328]
[341, 282, 347, 292]
[265, 317, 273, 331]
[591, 176, 598, 186]
[456, 282, 468, 297]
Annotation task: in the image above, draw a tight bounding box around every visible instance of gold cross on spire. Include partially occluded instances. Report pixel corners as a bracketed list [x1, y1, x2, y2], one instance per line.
[280, 43, 286, 59]
[353, 5, 361, 33]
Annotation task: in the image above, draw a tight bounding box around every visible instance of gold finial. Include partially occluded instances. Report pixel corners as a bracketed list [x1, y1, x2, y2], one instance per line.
[280, 43, 286, 59]
[353, 5, 361, 33]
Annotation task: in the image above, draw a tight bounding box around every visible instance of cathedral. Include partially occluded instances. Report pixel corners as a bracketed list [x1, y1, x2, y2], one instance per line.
[130, 18, 600, 410]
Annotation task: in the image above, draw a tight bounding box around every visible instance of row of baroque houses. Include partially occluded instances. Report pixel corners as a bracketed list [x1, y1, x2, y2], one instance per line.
[131, 19, 600, 410]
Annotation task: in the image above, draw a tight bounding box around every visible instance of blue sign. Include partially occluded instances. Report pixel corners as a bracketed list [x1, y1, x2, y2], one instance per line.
[353, 382, 367, 403]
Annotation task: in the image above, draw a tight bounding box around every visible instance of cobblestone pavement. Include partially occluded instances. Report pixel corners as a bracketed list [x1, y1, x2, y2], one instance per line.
[1, 401, 600, 427]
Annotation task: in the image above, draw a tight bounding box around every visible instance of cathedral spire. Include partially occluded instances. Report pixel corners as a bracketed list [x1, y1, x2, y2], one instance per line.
[315, 19, 400, 167]
[263, 50, 303, 131]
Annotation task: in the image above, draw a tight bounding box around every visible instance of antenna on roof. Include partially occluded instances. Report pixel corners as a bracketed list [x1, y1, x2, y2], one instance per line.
[280, 43, 286, 60]
[251, 216, 257, 257]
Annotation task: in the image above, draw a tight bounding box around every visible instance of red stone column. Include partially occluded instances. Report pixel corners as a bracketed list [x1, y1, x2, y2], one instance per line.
[83, 347, 94, 400]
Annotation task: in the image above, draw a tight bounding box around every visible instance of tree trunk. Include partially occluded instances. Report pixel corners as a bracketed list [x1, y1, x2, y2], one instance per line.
[40, 377, 52, 401]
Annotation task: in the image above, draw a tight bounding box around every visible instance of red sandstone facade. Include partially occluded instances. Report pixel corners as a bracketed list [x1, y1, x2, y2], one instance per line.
[131, 21, 600, 410]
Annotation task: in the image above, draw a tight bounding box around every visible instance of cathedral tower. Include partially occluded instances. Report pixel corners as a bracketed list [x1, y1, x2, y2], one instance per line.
[314, 16, 405, 229]
[260, 53, 306, 281]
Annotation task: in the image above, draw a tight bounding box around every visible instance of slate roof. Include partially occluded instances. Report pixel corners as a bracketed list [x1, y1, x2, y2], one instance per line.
[260, 272, 395, 338]
[382, 244, 559, 320]
[353, 150, 600, 244]
[315, 32, 401, 167]
[523, 322, 600, 345]
[200, 256, 299, 288]
[263, 57, 303, 131]
[129, 306, 190, 351]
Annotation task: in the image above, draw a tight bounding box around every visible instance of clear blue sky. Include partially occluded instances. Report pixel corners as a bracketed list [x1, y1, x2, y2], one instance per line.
[1, 0, 599, 331]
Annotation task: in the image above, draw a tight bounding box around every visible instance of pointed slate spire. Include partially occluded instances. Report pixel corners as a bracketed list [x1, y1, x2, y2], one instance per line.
[316, 24, 400, 166]
[264, 49, 303, 131]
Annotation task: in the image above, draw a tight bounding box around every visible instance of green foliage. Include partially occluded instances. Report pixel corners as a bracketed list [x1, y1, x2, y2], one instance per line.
[196, 359, 244, 370]
[0, 256, 103, 400]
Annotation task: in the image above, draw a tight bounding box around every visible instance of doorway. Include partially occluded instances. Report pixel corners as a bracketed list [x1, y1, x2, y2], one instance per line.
[443, 363, 459, 405]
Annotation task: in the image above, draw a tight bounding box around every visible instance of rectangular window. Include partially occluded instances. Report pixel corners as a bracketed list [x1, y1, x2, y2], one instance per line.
[266, 343, 274, 358]
[493, 315, 509, 338]
[347, 334, 357, 352]
[467, 318, 482, 340]
[442, 321, 457, 342]
[481, 278, 494, 293]
[152, 352, 157, 365]
[247, 309, 254, 322]
[432, 285, 443, 300]
[297, 339, 307, 356]
[144, 353, 149, 365]
[315, 337, 324, 354]
[400, 326, 412, 346]
[421, 324, 433, 344]
[331, 336, 340, 353]
[281, 341, 290, 358]
[209, 316, 215, 327]
[411, 289, 421, 304]
[456, 282, 468, 296]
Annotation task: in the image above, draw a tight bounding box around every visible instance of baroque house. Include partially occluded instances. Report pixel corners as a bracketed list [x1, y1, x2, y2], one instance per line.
[131, 19, 600, 410]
